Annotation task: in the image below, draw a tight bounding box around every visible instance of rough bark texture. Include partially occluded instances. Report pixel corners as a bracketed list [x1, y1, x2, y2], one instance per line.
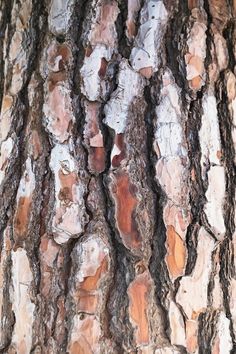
[0, 0, 236, 353]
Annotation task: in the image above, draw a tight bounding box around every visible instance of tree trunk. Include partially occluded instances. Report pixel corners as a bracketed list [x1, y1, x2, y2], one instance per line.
[0, 0, 236, 353]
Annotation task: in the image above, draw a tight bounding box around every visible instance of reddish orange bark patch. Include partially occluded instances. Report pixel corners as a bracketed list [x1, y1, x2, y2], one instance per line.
[98, 58, 108, 78]
[48, 72, 67, 90]
[216, 150, 223, 160]
[128, 271, 151, 345]
[188, 0, 200, 10]
[58, 170, 77, 203]
[85, 46, 93, 57]
[190, 76, 202, 90]
[14, 196, 32, 240]
[69, 340, 92, 354]
[58, 45, 72, 68]
[165, 225, 186, 279]
[90, 2, 118, 47]
[48, 43, 72, 71]
[191, 167, 196, 182]
[47, 85, 72, 138]
[212, 335, 220, 354]
[68, 316, 100, 354]
[186, 320, 198, 353]
[126, 20, 136, 38]
[39, 235, 61, 297]
[83, 101, 105, 174]
[112, 134, 126, 168]
[76, 257, 108, 313]
[30, 130, 42, 160]
[80, 257, 108, 292]
[78, 292, 98, 313]
[113, 173, 141, 249]
[2, 95, 13, 111]
[89, 147, 106, 174]
[139, 66, 153, 79]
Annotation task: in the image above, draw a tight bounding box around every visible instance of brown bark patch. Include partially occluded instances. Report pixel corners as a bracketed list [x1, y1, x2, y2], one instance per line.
[58, 170, 77, 203]
[80, 257, 108, 292]
[112, 134, 126, 168]
[77, 292, 98, 313]
[186, 320, 198, 353]
[30, 130, 42, 160]
[165, 225, 186, 279]
[112, 173, 141, 250]
[98, 58, 108, 78]
[127, 20, 136, 38]
[14, 196, 32, 241]
[139, 66, 153, 79]
[128, 271, 151, 345]
[89, 147, 106, 174]
[2, 95, 13, 111]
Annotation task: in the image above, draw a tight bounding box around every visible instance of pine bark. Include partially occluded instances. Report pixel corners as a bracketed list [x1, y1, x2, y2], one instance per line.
[0, 0, 236, 353]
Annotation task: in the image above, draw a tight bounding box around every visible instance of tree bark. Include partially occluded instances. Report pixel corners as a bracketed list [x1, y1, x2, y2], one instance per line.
[0, 0, 236, 353]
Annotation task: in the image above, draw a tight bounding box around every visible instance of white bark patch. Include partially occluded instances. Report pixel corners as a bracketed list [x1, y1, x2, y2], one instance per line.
[8, 0, 32, 95]
[16, 157, 35, 201]
[232, 98, 236, 163]
[199, 94, 222, 174]
[76, 237, 108, 282]
[11, 248, 35, 354]
[215, 312, 233, 354]
[0, 227, 10, 348]
[104, 60, 145, 133]
[229, 278, 236, 335]
[126, 0, 141, 40]
[169, 301, 186, 347]
[89, 131, 103, 148]
[176, 227, 215, 319]
[199, 94, 225, 239]
[50, 144, 88, 244]
[0, 95, 13, 143]
[68, 314, 101, 353]
[155, 70, 188, 204]
[43, 84, 75, 143]
[48, 0, 75, 35]
[204, 165, 226, 239]
[88, 0, 119, 48]
[226, 72, 236, 164]
[154, 70, 190, 281]
[80, 45, 112, 101]
[110, 144, 121, 165]
[156, 156, 189, 206]
[0, 137, 14, 186]
[212, 26, 228, 71]
[154, 348, 181, 354]
[130, 0, 168, 76]
[185, 8, 207, 90]
[155, 71, 187, 156]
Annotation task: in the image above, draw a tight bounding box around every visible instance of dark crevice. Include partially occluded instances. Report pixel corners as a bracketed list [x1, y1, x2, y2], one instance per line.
[0, 0, 14, 109]
[185, 92, 206, 274]
[144, 83, 173, 344]
[216, 73, 236, 348]
[216, 74, 235, 241]
[63, 0, 94, 351]
[101, 125, 138, 351]
[198, 310, 218, 354]
[115, 0, 131, 59]
[223, 20, 236, 72]
[165, 0, 189, 95]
